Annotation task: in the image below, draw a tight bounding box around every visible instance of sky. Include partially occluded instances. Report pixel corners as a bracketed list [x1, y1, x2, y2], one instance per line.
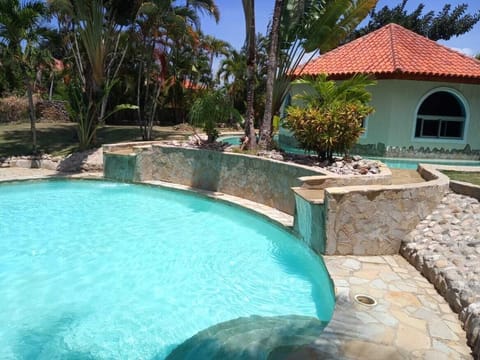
[199, 0, 480, 57]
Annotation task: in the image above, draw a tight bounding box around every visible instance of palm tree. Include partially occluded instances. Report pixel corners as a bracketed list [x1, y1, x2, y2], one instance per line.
[258, 0, 283, 149]
[271, 0, 377, 141]
[0, 0, 51, 153]
[242, 0, 257, 149]
[134, 0, 219, 139]
[217, 49, 247, 108]
[201, 34, 230, 81]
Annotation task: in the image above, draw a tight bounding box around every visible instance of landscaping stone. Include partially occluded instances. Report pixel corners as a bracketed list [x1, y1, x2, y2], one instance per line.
[0, 148, 103, 173]
[401, 191, 480, 359]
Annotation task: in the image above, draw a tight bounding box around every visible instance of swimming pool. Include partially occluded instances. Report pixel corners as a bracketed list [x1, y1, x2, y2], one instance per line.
[218, 136, 480, 170]
[0, 180, 334, 359]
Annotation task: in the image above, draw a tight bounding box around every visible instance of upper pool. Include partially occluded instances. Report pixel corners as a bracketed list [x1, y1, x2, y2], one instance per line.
[218, 136, 480, 170]
[0, 180, 334, 359]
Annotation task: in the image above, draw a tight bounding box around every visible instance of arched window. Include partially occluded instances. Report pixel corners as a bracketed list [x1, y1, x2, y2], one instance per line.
[415, 90, 466, 139]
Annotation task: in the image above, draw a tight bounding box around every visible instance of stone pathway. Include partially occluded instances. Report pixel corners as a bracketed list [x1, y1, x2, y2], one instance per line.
[306, 256, 472, 359]
[402, 191, 480, 358]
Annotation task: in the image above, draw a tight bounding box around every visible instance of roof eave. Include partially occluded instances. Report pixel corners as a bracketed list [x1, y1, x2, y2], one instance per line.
[301, 71, 480, 84]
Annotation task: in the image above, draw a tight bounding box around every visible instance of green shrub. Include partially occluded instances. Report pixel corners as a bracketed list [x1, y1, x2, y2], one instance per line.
[285, 102, 371, 159]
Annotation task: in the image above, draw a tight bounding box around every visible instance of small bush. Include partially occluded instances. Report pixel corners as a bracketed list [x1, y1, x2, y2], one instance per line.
[285, 102, 371, 159]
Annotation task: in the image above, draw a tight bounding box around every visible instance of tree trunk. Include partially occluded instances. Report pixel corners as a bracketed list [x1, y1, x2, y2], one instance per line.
[259, 0, 283, 149]
[26, 80, 37, 154]
[243, 0, 257, 150]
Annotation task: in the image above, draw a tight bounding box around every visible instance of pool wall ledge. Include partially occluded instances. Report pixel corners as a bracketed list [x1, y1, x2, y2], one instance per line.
[430, 164, 480, 200]
[293, 164, 449, 256]
[103, 143, 450, 256]
[104, 142, 328, 215]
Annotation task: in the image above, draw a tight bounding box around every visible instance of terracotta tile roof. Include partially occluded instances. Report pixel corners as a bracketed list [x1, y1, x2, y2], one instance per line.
[297, 23, 480, 83]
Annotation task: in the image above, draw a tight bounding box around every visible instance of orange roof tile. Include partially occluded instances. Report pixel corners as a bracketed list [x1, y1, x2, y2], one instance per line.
[297, 23, 480, 84]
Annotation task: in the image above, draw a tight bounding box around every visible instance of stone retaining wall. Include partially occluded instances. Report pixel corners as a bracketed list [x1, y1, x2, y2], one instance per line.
[104, 143, 327, 215]
[322, 166, 449, 255]
[291, 165, 449, 256]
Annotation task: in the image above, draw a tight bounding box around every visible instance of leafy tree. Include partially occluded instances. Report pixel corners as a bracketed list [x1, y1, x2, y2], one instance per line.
[261, 0, 377, 149]
[284, 74, 375, 160]
[353, 0, 480, 40]
[217, 33, 268, 122]
[201, 34, 231, 83]
[0, 0, 51, 152]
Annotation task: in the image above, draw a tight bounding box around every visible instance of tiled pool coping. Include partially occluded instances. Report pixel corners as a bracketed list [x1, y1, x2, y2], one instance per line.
[0, 168, 473, 358]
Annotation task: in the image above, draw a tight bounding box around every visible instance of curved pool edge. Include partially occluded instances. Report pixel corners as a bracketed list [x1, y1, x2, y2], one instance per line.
[0, 171, 337, 307]
[0, 170, 295, 232]
[0, 177, 338, 358]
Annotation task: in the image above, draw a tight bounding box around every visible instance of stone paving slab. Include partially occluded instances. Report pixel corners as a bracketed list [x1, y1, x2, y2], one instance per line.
[0, 168, 103, 182]
[299, 255, 472, 359]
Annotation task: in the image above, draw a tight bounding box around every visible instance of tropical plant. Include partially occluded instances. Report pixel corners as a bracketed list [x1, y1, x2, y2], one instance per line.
[259, 0, 377, 150]
[284, 74, 376, 160]
[189, 90, 241, 143]
[201, 34, 231, 79]
[60, 0, 129, 149]
[0, 0, 51, 152]
[353, 0, 480, 41]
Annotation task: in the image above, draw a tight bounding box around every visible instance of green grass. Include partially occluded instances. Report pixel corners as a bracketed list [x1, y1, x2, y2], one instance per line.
[442, 170, 480, 186]
[0, 122, 192, 157]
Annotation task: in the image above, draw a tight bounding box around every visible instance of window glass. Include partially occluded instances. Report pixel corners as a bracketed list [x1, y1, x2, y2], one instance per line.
[415, 90, 466, 140]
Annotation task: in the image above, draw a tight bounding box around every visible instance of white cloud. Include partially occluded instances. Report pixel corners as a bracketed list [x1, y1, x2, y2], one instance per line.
[451, 47, 477, 57]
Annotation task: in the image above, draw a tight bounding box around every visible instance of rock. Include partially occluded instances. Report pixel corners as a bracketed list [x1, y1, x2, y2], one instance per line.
[402, 192, 480, 358]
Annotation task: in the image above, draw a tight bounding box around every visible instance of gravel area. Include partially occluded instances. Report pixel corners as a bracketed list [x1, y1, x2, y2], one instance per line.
[401, 192, 480, 357]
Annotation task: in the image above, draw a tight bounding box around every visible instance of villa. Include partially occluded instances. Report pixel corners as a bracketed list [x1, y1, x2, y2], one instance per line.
[282, 23, 480, 160]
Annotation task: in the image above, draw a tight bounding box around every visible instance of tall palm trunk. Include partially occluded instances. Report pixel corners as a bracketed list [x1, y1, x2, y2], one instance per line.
[259, 0, 283, 149]
[242, 0, 257, 149]
[26, 79, 37, 153]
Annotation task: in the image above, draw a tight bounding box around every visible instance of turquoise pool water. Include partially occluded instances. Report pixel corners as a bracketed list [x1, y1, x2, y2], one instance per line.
[368, 157, 480, 170]
[0, 180, 334, 359]
[218, 136, 480, 170]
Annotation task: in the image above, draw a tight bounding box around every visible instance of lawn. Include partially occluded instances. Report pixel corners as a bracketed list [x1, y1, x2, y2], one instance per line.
[442, 170, 480, 186]
[0, 122, 193, 157]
